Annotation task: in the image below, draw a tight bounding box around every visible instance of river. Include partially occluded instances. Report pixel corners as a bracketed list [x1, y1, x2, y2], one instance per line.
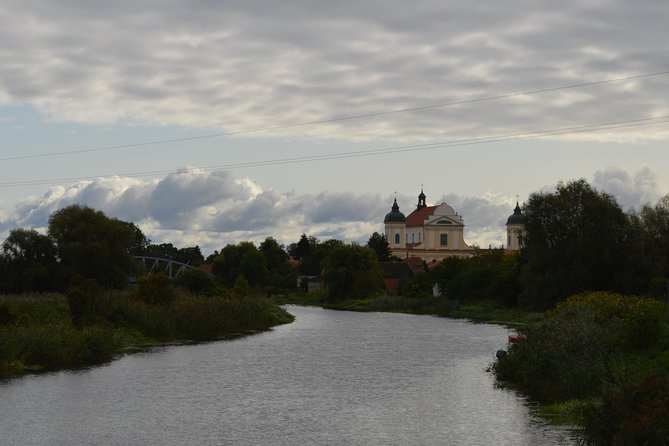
[0, 306, 576, 445]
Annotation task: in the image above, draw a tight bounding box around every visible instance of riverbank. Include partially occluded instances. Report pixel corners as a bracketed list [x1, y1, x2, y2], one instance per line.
[273, 291, 669, 442]
[271, 292, 543, 327]
[0, 292, 294, 379]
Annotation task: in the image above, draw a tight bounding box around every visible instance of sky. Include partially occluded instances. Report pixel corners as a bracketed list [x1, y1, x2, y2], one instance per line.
[1, 0, 669, 256]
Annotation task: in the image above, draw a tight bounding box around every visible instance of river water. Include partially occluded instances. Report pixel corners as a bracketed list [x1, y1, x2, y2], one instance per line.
[0, 306, 576, 445]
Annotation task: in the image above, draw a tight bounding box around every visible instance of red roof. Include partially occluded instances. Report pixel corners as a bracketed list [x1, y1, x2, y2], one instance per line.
[406, 206, 437, 226]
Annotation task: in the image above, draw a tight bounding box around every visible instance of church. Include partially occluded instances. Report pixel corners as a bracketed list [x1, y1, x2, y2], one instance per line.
[384, 189, 525, 262]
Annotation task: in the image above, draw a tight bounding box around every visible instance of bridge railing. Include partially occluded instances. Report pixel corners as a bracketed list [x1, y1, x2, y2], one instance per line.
[133, 256, 201, 279]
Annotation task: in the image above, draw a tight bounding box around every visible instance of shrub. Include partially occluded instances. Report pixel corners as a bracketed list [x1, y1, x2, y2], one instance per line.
[555, 291, 666, 350]
[580, 375, 669, 446]
[135, 273, 177, 305]
[494, 315, 613, 402]
[66, 276, 104, 328]
[174, 269, 217, 296]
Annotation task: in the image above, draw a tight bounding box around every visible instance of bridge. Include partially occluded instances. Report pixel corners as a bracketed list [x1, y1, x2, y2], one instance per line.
[134, 256, 202, 279]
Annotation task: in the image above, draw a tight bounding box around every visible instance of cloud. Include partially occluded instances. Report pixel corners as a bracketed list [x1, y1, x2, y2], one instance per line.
[1, 0, 668, 143]
[0, 169, 518, 255]
[2, 166, 664, 256]
[592, 166, 665, 210]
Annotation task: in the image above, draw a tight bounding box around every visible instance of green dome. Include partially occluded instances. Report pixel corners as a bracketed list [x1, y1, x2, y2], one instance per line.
[506, 203, 526, 225]
[384, 199, 406, 223]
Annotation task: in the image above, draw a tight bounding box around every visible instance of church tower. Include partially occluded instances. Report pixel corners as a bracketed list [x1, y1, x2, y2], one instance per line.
[416, 188, 427, 210]
[384, 198, 406, 249]
[506, 202, 526, 251]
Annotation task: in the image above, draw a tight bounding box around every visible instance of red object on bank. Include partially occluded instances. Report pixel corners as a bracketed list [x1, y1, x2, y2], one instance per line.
[508, 334, 521, 343]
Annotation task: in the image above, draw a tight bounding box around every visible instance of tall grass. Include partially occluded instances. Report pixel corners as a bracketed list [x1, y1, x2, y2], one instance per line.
[0, 287, 294, 378]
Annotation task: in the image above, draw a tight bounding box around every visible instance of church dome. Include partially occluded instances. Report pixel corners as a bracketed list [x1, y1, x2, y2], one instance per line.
[506, 202, 526, 225]
[384, 198, 406, 223]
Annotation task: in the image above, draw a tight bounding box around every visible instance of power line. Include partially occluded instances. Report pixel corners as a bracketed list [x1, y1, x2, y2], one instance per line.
[2, 70, 668, 163]
[2, 115, 668, 188]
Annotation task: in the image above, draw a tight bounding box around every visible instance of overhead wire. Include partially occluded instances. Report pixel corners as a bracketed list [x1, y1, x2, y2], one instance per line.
[1, 70, 669, 162]
[2, 114, 668, 188]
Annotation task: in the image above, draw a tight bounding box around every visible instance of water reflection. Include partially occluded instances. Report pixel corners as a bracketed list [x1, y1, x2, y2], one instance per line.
[0, 306, 575, 445]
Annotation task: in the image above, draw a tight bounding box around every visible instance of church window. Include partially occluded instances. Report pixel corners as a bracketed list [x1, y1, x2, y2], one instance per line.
[437, 220, 452, 224]
[440, 234, 448, 246]
[395, 233, 400, 244]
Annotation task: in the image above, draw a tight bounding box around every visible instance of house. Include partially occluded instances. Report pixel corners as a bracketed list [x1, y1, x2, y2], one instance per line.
[379, 262, 414, 294]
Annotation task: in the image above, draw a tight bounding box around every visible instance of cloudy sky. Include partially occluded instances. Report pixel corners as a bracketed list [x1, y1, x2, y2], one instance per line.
[1, 0, 668, 255]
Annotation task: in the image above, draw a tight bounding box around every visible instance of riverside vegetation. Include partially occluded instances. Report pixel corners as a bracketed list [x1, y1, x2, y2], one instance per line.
[3, 180, 669, 444]
[0, 275, 293, 378]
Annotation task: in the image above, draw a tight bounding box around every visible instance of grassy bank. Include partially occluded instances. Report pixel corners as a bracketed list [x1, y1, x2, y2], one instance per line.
[492, 292, 669, 444]
[272, 292, 542, 326]
[0, 291, 294, 379]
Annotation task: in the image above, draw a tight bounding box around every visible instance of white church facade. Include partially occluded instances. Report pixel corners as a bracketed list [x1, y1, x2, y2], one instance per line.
[384, 189, 525, 262]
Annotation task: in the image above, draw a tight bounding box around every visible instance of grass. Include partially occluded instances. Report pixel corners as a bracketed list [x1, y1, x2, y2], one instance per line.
[0, 291, 294, 379]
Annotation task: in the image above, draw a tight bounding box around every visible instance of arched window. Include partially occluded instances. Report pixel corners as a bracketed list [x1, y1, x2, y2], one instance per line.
[440, 234, 448, 246]
[395, 233, 400, 244]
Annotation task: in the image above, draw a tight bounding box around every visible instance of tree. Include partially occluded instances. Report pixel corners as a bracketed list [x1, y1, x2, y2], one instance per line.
[287, 233, 318, 260]
[48, 205, 137, 289]
[519, 179, 629, 308]
[123, 222, 151, 256]
[212, 241, 269, 288]
[0, 228, 58, 292]
[322, 243, 383, 301]
[367, 232, 393, 261]
[259, 237, 294, 291]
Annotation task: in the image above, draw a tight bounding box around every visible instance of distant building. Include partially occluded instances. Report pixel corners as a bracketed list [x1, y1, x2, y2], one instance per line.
[505, 202, 526, 251]
[384, 189, 525, 261]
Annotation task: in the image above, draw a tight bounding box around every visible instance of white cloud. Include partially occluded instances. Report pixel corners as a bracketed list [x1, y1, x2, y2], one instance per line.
[1, 166, 666, 255]
[1, 0, 668, 143]
[0, 169, 519, 255]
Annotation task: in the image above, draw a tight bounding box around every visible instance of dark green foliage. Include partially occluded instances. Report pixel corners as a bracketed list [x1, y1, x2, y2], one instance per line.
[0, 304, 15, 325]
[174, 269, 217, 295]
[124, 221, 151, 256]
[401, 271, 433, 298]
[140, 243, 204, 266]
[232, 274, 250, 297]
[322, 243, 382, 301]
[0, 228, 59, 293]
[259, 237, 295, 292]
[367, 232, 393, 261]
[287, 233, 318, 260]
[520, 179, 629, 308]
[580, 376, 669, 446]
[1, 324, 120, 372]
[212, 238, 294, 291]
[135, 273, 177, 305]
[494, 315, 614, 402]
[430, 250, 521, 306]
[0, 291, 294, 377]
[48, 205, 137, 289]
[66, 276, 104, 328]
[494, 292, 668, 403]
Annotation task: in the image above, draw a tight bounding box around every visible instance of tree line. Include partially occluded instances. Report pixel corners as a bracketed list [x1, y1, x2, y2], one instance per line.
[0, 204, 385, 301]
[4, 178, 669, 308]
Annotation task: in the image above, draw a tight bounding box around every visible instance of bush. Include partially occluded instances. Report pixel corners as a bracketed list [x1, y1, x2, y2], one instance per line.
[580, 375, 669, 445]
[135, 273, 177, 305]
[66, 276, 104, 328]
[494, 315, 614, 402]
[174, 269, 217, 296]
[555, 291, 666, 350]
